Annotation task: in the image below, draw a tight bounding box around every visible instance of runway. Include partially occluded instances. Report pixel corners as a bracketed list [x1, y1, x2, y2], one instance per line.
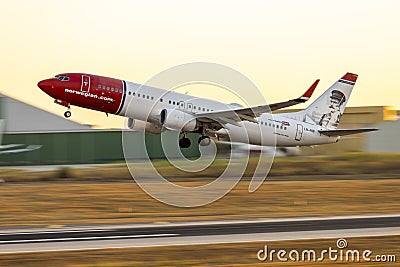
[1, 214, 399, 253]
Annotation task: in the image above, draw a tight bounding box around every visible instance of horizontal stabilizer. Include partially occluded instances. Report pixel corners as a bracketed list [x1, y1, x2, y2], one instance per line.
[319, 128, 378, 137]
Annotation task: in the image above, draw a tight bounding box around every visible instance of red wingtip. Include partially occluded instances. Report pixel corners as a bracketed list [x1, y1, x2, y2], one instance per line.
[302, 79, 319, 98]
[341, 73, 358, 83]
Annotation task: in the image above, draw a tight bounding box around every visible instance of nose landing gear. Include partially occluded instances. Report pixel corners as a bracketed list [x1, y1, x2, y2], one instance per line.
[54, 99, 71, 118]
[64, 110, 71, 118]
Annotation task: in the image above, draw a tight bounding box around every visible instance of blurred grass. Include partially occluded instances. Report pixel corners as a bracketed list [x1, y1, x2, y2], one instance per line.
[0, 152, 399, 182]
[0, 153, 398, 227]
[0, 178, 398, 227]
[0, 236, 398, 266]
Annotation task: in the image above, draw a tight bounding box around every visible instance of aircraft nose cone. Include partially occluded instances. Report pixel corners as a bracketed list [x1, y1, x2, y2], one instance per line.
[37, 79, 53, 93]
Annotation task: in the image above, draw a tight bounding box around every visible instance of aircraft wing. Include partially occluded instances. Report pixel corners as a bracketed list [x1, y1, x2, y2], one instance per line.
[196, 79, 319, 127]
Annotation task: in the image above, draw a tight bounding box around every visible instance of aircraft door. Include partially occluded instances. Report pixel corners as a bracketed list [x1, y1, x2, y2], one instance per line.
[187, 103, 193, 112]
[81, 75, 90, 92]
[295, 124, 303, 141]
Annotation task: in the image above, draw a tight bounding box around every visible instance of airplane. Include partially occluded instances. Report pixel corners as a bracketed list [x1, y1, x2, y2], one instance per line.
[37, 72, 377, 149]
[0, 120, 42, 154]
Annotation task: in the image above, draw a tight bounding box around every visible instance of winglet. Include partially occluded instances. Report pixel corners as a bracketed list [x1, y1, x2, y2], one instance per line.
[299, 79, 319, 101]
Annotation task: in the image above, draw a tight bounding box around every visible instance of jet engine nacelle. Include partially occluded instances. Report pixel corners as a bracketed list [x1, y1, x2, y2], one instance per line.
[127, 118, 135, 129]
[160, 109, 197, 132]
[127, 118, 162, 134]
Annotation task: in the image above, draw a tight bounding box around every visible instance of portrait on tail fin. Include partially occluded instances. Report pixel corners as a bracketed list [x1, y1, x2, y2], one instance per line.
[297, 73, 357, 130]
[319, 90, 346, 128]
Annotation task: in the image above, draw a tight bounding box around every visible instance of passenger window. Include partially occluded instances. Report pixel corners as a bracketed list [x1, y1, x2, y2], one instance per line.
[97, 84, 101, 89]
[143, 95, 146, 98]
[202, 108, 205, 111]
[160, 98, 163, 102]
[128, 91, 131, 95]
[147, 95, 149, 99]
[111, 87, 114, 91]
[102, 85, 106, 90]
[151, 96, 154, 100]
[120, 89, 123, 93]
[133, 92, 135, 96]
[173, 101, 175, 105]
[169, 100, 171, 104]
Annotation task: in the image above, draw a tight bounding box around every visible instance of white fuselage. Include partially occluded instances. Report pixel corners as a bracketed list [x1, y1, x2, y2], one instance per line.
[118, 81, 338, 147]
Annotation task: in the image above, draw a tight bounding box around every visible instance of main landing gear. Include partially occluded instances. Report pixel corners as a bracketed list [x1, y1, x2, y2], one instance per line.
[179, 133, 212, 149]
[179, 133, 191, 148]
[64, 110, 71, 118]
[198, 135, 211, 146]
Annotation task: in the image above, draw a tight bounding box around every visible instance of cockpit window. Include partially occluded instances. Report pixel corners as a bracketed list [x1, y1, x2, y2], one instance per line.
[54, 75, 70, 81]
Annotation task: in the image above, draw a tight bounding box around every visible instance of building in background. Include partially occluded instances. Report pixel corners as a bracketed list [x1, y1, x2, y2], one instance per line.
[366, 120, 400, 153]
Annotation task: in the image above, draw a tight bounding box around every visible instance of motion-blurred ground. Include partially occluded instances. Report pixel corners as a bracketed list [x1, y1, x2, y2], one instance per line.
[0, 153, 398, 227]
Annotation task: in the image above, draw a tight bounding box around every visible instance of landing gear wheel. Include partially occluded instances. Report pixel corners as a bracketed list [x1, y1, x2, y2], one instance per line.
[179, 137, 191, 148]
[198, 136, 211, 146]
[64, 110, 71, 118]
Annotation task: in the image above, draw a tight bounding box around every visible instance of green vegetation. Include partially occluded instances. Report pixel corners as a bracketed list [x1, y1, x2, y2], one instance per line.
[0, 152, 399, 182]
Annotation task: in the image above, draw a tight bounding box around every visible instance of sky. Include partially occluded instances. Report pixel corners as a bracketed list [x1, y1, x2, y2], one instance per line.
[0, 0, 399, 128]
